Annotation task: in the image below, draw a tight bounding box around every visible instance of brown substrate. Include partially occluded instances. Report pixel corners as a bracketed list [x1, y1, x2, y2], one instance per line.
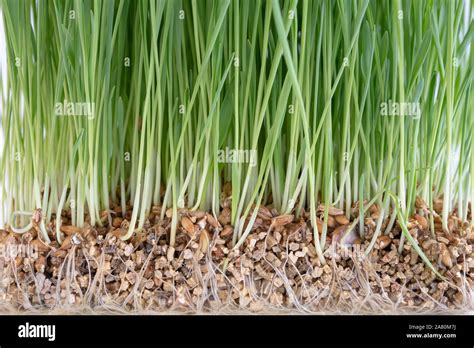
[0, 205, 473, 314]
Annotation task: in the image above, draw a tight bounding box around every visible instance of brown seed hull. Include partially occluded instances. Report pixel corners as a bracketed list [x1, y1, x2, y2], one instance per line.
[0, 205, 472, 314]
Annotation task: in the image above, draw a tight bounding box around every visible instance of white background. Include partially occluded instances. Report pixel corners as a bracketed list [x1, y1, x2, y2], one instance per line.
[0, 9, 6, 226]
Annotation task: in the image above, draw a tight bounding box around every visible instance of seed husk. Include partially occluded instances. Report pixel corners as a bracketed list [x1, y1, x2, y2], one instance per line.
[327, 215, 337, 228]
[35, 255, 47, 273]
[30, 239, 50, 252]
[218, 208, 231, 226]
[181, 217, 195, 235]
[369, 204, 379, 215]
[414, 214, 428, 230]
[60, 225, 82, 236]
[206, 214, 219, 228]
[60, 236, 73, 250]
[221, 226, 233, 237]
[377, 235, 392, 249]
[15, 256, 23, 267]
[272, 214, 294, 227]
[439, 243, 453, 268]
[199, 230, 210, 254]
[167, 246, 175, 262]
[332, 225, 358, 246]
[111, 228, 127, 239]
[112, 217, 123, 228]
[433, 199, 443, 214]
[258, 206, 273, 220]
[319, 205, 344, 216]
[335, 215, 349, 225]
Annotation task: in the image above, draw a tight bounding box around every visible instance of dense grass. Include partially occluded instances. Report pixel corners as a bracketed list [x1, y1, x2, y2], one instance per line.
[0, 0, 472, 270]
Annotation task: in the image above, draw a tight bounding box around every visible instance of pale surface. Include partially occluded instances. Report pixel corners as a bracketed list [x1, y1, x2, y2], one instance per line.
[0, 9, 5, 227]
